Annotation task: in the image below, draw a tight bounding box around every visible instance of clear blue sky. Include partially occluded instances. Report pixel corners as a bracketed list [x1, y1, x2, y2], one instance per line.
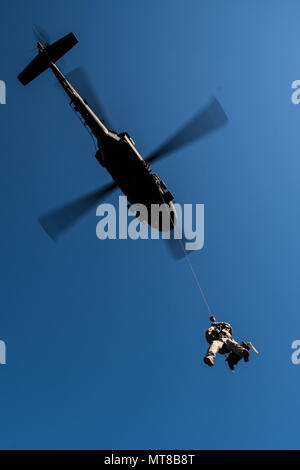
[0, 0, 300, 450]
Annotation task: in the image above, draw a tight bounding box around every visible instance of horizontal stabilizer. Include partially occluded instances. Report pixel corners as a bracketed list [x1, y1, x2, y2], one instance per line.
[18, 32, 78, 85]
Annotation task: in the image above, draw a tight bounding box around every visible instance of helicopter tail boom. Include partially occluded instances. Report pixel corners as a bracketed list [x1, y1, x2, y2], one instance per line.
[18, 32, 78, 86]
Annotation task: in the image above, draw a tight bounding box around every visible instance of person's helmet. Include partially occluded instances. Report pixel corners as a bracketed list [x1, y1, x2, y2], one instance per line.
[210, 316, 216, 322]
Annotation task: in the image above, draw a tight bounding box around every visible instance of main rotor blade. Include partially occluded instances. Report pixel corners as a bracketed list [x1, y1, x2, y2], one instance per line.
[65, 67, 112, 129]
[165, 237, 193, 260]
[145, 97, 228, 165]
[39, 181, 118, 240]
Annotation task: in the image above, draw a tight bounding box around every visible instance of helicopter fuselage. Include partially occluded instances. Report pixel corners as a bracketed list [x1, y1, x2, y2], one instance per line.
[50, 60, 176, 231]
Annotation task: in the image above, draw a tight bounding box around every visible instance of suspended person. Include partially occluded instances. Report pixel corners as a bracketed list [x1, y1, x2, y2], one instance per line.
[204, 316, 250, 369]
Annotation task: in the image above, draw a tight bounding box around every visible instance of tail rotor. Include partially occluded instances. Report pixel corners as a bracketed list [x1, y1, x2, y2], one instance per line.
[32, 24, 51, 47]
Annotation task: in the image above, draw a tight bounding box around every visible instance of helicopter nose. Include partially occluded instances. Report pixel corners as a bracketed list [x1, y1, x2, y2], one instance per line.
[168, 202, 177, 231]
[153, 201, 177, 233]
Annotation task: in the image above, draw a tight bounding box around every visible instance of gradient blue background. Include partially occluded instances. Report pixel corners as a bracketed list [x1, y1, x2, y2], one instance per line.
[0, 0, 300, 450]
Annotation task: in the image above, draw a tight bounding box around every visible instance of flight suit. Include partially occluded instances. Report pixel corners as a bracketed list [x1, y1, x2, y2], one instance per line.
[204, 322, 247, 361]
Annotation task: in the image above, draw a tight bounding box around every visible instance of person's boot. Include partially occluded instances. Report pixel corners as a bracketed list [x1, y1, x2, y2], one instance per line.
[204, 356, 214, 367]
[243, 349, 250, 362]
[241, 341, 250, 351]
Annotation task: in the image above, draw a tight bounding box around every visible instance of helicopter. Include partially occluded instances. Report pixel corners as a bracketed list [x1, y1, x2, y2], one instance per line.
[18, 30, 228, 240]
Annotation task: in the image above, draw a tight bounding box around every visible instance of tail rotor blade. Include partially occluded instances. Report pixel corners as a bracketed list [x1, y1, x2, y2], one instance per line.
[39, 181, 118, 240]
[33, 24, 51, 46]
[146, 97, 228, 165]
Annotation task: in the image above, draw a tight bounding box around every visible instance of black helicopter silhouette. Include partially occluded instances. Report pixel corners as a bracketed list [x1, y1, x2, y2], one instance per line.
[18, 30, 228, 241]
